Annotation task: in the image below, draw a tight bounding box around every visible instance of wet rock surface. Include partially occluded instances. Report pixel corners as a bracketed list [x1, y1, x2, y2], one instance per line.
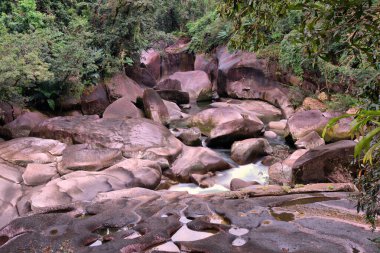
[0, 189, 378, 253]
[231, 138, 273, 165]
[166, 146, 231, 182]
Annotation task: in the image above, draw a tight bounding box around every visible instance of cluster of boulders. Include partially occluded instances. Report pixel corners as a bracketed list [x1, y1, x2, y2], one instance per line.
[0, 39, 361, 232]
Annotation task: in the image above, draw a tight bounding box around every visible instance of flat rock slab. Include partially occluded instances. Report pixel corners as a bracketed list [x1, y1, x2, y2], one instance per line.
[30, 159, 162, 211]
[211, 99, 283, 123]
[31, 116, 183, 161]
[0, 189, 378, 253]
[0, 137, 66, 167]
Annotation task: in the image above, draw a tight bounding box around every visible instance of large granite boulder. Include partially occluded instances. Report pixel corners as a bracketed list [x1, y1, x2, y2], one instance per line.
[292, 140, 357, 184]
[163, 100, 189, 122]
[166, 146, 231, 182]
[29, 159, 162, 210]
[231, 138, 273, 165]
[81, 84, 110, 115]
[287, 110, 352, 141]
[216, 47, 294, 118]
[211, 99, 283, 123]
[171, 127, 202, 146]
[59, 144, 123, 174]
[141, 49, 161, 81]
[103, 97, 144, 119]
[157, 71, 212, 102]
[157, 89, 190, 105]
[143, 89, 170, 125]
[0, 137, 66, 167]
[188, 107, 264, 147]
[31, 116, 183, 161]
[189, 107, 263, 136]
[295, 131, 325, 149]
[103, 72, 143, 103]
[0, 111, 48, 139]
[194, 53, 218, 87]
[269, 149, 308, 185]
[208, 119, 265, 147]
[161, 39, 195, 78]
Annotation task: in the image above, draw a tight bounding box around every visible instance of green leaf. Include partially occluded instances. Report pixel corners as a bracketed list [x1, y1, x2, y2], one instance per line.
[47, 99, 55, 111]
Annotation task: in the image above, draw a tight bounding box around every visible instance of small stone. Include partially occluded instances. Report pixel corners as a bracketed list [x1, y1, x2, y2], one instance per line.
[264, 131, 277, 139]
[317, 92, 329, 102]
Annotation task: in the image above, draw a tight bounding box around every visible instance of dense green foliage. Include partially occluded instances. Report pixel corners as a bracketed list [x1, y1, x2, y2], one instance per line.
[218, 0, 380, 107]
[0, 0, 211, 107]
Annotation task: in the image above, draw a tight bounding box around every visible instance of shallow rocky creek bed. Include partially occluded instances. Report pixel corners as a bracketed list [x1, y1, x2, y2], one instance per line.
[0, 43, 379, 252]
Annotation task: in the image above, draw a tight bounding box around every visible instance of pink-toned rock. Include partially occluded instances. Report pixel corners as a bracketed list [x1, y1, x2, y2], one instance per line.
[0, 178, 22, 228]
[163, 100, 189, 122]
[287, 110, 352, 142]
[103, 97, 144, 119]
[0, 111, 48, 139]
[60, 144, 122, 174]
[22, 163, 58, 186]
[268, 120, 287, 131]
[190, 107, 263, 136]
[161, 39, 195, 77]
[295, 131, 325, 149]
[211, 99, 283, 123]
[167, 146, 231, 182]
[0, 160, 23, 183]
[104, 72, 143, 103]
[31, 116, 183, 161]
[216, 47, 294, 118]
[230, 178, 260, 191]
[81, 84, 110, 115]
[269, 149, 308, 185]
[208, 119, 264, 147]
[141, 49, 161, 81]
[0, 137, 66, 167]
[292, 140, 357, 184]
[231, 138, 273, 165]
[159, 71, 212, 101]
[30, 159, 162, 210]
[143, 89, 170, 125]
[195, 53, 218, 87]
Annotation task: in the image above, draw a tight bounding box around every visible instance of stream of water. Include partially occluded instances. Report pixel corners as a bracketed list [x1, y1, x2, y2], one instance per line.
[168, 101, 276, 194]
